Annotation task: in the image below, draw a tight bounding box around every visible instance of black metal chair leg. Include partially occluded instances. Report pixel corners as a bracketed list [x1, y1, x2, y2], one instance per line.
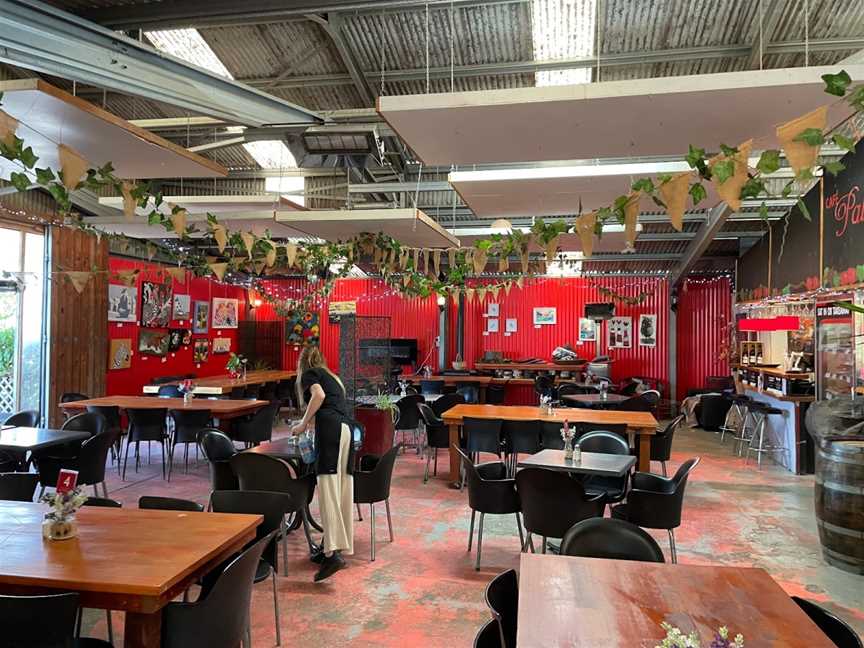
[515, 513, 524, 548]
[370, 503, 376, 562]
[121, 439, 132, 481]
[468, 509, 476, 551]
[272, 570, 281, 646]
[475, 512, 485, 570]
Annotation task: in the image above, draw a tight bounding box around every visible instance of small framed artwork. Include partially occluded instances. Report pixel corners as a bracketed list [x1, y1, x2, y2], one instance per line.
[192, 301, 210, 334]
[487, 318, 499, 333]
[487, 303, 500, 317]
[212, 337, 232, 354]
[167, 328, 190, 352]
[108, 284, 137, 323]
[109, 338, 132, 369]
[193, 338, 209, 363]
[578, 317, 597, 342]
[607, 316, 633, 349]
[141, 281, 171, 328]
[533, 307, 557, 326]
[172, 294, 191, 320]
[639, 314, 657, 348]
[505, 318, 518, 333]
[212, 297, 239, 329]
[138, 330, 169, 356]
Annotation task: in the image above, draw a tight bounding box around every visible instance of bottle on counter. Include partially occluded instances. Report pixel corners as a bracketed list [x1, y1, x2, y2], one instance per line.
[756, 350, 764, 365]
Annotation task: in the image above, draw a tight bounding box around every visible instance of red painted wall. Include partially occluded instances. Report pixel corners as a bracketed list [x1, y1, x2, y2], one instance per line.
[675, 276, 733, 401]
[106, 257, 248, 396]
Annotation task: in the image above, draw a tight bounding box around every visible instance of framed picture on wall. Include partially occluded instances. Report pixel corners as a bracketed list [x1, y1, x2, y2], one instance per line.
[578, 317, 597, 342]
[607, 316, 632, 349]
[487, 303, 500, 317]
[192, 301, 210, 334]
[193, 338, 209, 363]
[167, 328, 189, 352]
[639, 314, 657, 348]
[533, 307, 557, 325]
[505, 318, 518, 333]
[212, 298, 239, 329]
[141, 282, 171, 328]
[138, 330, 169, 356]
[212, 337, 232, 354]
[172, 294, 191, 320]
[108, 284, 137, 323]
[108, 338, 132, 369]
[487, 318, 499, 333]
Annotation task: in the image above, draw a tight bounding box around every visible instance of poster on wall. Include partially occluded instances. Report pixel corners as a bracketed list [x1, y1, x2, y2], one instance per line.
[505, 318, 518, 333]
[487, 318, 499, 333]
[141, 282, 171, 328]
[212, 298, 239, 329]
[192, 301, 210, 334]
[287, 311, 320, 347]
[212, 337, 232, 354]
[167, 328, 190, 352]
[108, 284, 137, 323]
[607, 316, 632, 349]
[328, 300, 357, 323]
[172, 294, 191, 320]
[138, 330, 169, 356]
[108, 338, 132, 369]
[193, 338, 209, 363]
[487, 303, 500, 317]
[638, 314, 657, 347]
[578, 318, 596, 342]
[533, 307, 557, 325]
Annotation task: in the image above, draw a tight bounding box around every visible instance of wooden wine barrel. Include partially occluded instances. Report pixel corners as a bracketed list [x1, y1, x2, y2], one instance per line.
[814, 439, 864, 574]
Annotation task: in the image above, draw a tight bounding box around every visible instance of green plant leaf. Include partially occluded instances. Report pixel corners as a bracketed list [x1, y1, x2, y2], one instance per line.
[836, 300, 864, 315]
[822, 70, 852, 96]
[796, 197, 812, 221]
[719, 143, 739, 157]
[631, 178, 655, 194]
[824, 160, 846, 177]
[685, 145, 708, 175]
[18, 146, 38, 169]
[9, 172, 30, 191]
[756, 149, 781, 175]
[758, 202, 770, 220]
[689, 182, 707, 206]
[34, 167, 55, 184]
[148, 211, 164, 226]
[831, 133, 856, 153]
[793, 128, 825, 146]
[712, 159, 735, 184]
[657, 173, 672, 185]
[781, 180, 795, 198]
[848, 85, 864, 111]
[740, 177, 767, 200]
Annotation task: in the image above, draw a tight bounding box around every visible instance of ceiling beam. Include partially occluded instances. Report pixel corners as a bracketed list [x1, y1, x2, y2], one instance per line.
[306, 12, 377, 107]
[670, 203, 734, 286]
[0, 0, 324, 128]
[744, 0, 788, 69]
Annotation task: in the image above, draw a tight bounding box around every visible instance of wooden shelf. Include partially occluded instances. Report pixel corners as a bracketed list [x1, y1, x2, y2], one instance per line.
[475, 362, 586, 372]
[732, 365, 814, 380]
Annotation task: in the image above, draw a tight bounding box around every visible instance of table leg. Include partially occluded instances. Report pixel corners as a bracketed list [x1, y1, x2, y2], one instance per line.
[637, 433, 651, 473]
[448, 423, 460, 488]
[478, 385, 487, 404]
[125, 610, 162, 648]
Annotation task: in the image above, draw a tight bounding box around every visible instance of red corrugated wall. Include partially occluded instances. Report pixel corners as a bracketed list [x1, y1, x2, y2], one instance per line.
[675, 276, 733, 401]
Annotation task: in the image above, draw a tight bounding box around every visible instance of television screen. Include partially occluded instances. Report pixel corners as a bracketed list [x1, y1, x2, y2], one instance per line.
[358, 338, 418, 365]
[390, 339, 418, 364]
[585, 303, 615, 320]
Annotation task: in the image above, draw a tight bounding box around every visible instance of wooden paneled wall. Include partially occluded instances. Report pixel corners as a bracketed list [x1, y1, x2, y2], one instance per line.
[48, 227, 108, 426]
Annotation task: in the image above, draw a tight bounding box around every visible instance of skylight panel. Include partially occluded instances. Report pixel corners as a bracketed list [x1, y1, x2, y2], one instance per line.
[532, 0, 596, 87]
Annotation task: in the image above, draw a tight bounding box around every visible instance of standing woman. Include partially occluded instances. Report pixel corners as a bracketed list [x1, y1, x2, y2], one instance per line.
[289, 346, 354, 581]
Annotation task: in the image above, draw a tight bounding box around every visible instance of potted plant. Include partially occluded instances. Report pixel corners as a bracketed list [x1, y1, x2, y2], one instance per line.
[354, 390, 399, 457]
[226, 352, 247, 379]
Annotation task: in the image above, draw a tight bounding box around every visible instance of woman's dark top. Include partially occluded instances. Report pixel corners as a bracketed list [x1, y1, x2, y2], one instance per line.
[301, 367, 354, 475]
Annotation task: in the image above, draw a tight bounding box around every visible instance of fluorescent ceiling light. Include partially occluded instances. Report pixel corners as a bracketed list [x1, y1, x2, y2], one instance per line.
[450, 160, 690, 183]
[532, 0, 596, 87]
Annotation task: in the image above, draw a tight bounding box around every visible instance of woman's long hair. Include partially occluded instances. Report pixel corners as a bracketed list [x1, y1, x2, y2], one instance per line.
[296, 345, 344, 405]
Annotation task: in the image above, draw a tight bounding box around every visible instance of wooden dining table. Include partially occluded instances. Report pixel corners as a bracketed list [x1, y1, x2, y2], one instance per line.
[141, 369, 296, 395]
[0, 501, 260, 648]
[440, 404, 658, 485]
[517, 553, 836, 647]
[59, 396, 268, 420]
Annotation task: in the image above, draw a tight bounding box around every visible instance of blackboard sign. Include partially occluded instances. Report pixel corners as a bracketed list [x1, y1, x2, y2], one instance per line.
[822, 150, 864, 286]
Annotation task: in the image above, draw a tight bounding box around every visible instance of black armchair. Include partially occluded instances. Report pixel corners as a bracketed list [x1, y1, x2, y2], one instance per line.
[561, 518, 665, 562]
[0, 592, 113, 648]
[791, 597, 863, 648]
[168, 409, 212, 478]
[0, 472, 39, 501]
[464, 417, 503, 467]
[418, 403, 450, 482]
[123, 408, 169, 480]
[37, 429, 116, 500]
[86, 405, 124, 474]
[456, 447, 523, 570]
[539, 421, 565, 450]
[503, 420, 541, 475]
[485, 569, 518, 648]
[199, 428, 239, 495]
[139, 496, 204, 512]
[4, 409, 39, 427]
[640, 415, 683, 476]
[577, 430, 631, 505]
[32, 411, 104, 469]
[395, 394, 424, 453]
[157, 385, 183, 398]
[231, 402, 279, 447]
[430, 392, 465, 418]
[515, 468, 604, 553]
[354, 444, 401, 561]
[696, 393, 732, 431]
[611, 457, 700, 563]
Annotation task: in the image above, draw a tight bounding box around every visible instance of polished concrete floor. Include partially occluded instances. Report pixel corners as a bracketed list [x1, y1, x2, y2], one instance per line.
[82, 423, 863, 646]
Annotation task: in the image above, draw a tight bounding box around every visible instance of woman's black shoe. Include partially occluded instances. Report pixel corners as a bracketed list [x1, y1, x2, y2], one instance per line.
[310, 549, 325, 564]
[314, 553, 346, 581]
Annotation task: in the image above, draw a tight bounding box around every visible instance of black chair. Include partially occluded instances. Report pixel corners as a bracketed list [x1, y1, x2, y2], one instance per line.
[579, 422, 627, 442]
[138, 496, 204, 512]
[230, 452, 318, 565]
[464, 417, 503, 467]
[83, 497, 122, 507]
[0, 450, 18, 473]
[560, 518, 665, 563]
[485, 384, 506, 405]
[696, 393, 732, 431]
[275, 379, 296, 412]
[60, 392, 89, 404]
[37, 429, 116, 500]
[502, 420, 541, 475]
[123, 408, 169, 480]
[791, 597, 863, 648]
[456, 448, 523, 570]
[611, 457, 700, 563]
[577, 430, 631, 504]
[485, 569, 518, 648]
[354, 444, 401, 561]
[210, 490, 295, 646]
[228, 386, 245, 400]
[430, 392, 465, 418]
[0, 592, 113, 647]
[231, 402, 279, 447]
[199, 428, 239, 495]
[395, 394, 424, 453]
[259, 381, 278, 402]
[4, 409, 39, 427]
[168, 409, 212, 478]
[639, 389, 661, 409]
[86, 405, 124, 474]
[474, 619, 501, 648]
[539, 421, 565, 450]
[420, 379, 444, 396]
[556, 382, 583, 405]
[642, 415, 683, 476]
[534, 375, 554, 402]
[156, 384, 183, 398]
[618, 395, 653, 412]
[0, 472, 39, 501]
[515, 468, 604, 553]
[161, 531, 274, 648]
[418, 403, 450, 482]
[242, 384, 260, 400]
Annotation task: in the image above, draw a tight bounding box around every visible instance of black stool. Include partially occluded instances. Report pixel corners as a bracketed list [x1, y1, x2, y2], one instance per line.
[720, 394, 750, 445]
[730, 396, 759, 456]
[744, 401, 787, 468]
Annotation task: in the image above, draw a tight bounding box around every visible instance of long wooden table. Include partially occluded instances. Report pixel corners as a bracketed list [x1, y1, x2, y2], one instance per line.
[60, 396, 268, 420]
[517, 553, 835, 647]
[0, 501, 260, 648]
[440, 404, 658, 485]
[142, 369, 296, 395]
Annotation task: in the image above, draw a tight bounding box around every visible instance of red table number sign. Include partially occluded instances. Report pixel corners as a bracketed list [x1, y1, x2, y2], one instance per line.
[56, 469, 79, 494]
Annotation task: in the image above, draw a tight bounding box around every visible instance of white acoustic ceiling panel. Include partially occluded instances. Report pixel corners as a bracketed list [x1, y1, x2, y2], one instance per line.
[98, 194, 304, 216]
[274, 208, 459, 248]
[0, 78, 226, 181]
[379, 66, 863, 166]
[86, 212, 311, 240]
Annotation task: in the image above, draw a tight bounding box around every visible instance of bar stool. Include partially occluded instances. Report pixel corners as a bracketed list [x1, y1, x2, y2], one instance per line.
[730, 397, 759, 457]
[744, 401, 787, 468]
[720, 394, 750, 444]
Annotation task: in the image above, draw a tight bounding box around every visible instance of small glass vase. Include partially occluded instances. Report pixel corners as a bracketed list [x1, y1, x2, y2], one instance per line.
[183, 391, 193, 403]
[563, 435, 574, 461]
[42, 516, 78, 541]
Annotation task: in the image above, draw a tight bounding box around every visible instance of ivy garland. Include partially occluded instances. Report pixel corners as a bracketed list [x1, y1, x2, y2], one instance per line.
[0, 71, 862, 309]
